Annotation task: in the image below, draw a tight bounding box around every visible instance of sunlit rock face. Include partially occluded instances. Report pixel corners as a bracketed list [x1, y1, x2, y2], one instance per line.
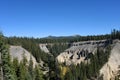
[39, 44, 50, 53]
[9, 46, 38, 67]
[56, 40, 110, 65]
[100, 41, 120, 80]
[57, 39, 120, 80]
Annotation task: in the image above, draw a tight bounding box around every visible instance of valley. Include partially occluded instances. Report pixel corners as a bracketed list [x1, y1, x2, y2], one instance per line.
[0, 29, 120, 80]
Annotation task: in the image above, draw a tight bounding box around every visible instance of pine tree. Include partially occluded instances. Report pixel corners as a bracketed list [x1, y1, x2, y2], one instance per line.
[12, 58, 19, 80]
[34, 65, 44, 80]
[1, 38, 16, 80]
[28, 56, 34, 80]
[18, 55, 28, 80]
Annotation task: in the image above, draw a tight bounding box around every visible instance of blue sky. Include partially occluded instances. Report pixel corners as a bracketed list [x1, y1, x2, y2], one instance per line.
[0, 0, 120, 38]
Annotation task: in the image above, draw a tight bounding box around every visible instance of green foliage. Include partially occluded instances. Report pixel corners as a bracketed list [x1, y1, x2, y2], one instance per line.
[45, 43, 69, 80]
[34, 34, 111, 43]
[0, 36, 16, 80]
[34, 66, 44, 80]
[3, 29, 120, 80]
[111, 29, 120, 39]
[12, 58, 19, 80]
[17, 55, 28, 80]
[28, 56, 34, 80]
[6, 37, 50, 63]
[47, 43, 69, 57]
[12, 55, 44, 80]
[63, 46, 111, 80]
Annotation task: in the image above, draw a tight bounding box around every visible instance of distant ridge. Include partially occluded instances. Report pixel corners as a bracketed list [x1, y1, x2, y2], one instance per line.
[43, 35, 81, 39]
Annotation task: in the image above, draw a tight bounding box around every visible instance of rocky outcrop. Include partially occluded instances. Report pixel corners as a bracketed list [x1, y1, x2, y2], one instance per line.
[100, 41, 120, 80]
[57, 39, 120, 79]
[9, 46, 49, 74]
[9, 46, 38, 67]
[56, 40, 110, 65]
[39, 44, 50, 53]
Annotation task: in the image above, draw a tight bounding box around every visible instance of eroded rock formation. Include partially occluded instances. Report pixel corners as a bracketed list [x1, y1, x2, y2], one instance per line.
[56, 40, 110, 65]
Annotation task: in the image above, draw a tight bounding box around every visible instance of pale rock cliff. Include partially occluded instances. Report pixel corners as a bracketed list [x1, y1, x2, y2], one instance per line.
[56, 40, 110, 65]
[9, 46, 38, 67]
[100, 41, 120, 80]
[39, 44, 50, 53]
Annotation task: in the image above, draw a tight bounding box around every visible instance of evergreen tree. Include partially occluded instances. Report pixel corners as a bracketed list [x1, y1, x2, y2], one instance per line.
[12, 58, 19, 80]
[1, 37, 16, 80]
[28, 56, 34, 80]
[34, 66, 44, 80]
[18, 55, 28, 80]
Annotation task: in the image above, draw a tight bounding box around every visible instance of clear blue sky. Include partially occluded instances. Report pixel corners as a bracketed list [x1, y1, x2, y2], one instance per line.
[0, 0, 120, 38]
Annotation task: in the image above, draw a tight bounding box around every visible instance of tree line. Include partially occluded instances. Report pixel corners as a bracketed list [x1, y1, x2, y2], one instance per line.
[0, 33, 44, 80]
[1, 29, 120, 80]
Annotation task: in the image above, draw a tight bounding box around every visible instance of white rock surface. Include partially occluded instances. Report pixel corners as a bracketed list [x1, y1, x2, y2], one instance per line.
[100, 42, 120, 80]
[56, 40, 108, 65]
[39, 44, 51, 53]
[9, 46, 38, 67]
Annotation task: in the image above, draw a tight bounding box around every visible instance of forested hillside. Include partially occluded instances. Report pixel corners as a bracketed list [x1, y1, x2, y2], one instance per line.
[0, 29, 120, 80]
[0, 33, 44, 80]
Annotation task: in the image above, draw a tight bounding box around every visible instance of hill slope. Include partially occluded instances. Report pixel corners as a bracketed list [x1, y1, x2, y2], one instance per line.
[9, 46, 38, 67]
[100, 40, 120, 80]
